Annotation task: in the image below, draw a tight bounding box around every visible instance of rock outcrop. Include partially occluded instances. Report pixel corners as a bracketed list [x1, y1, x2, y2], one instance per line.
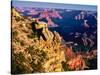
[11, 8, 66, 74]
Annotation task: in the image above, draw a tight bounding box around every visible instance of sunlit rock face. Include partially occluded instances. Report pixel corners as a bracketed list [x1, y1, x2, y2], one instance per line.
[67, 55, 87, 70]
[11, 8, 66, 73]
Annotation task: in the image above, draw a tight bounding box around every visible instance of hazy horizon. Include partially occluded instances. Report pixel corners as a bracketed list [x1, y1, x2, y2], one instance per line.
[12, 0, 97, 11]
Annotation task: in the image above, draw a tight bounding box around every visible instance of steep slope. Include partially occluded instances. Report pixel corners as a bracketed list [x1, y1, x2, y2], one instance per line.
[11, 8, 66, 74]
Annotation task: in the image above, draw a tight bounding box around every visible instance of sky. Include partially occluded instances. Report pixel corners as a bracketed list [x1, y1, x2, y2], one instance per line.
[11, 0, 97, 11]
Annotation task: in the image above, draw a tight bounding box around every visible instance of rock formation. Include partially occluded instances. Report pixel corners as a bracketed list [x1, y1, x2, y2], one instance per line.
[11, 7, 97, 74]
[11, 8, 66, 74]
